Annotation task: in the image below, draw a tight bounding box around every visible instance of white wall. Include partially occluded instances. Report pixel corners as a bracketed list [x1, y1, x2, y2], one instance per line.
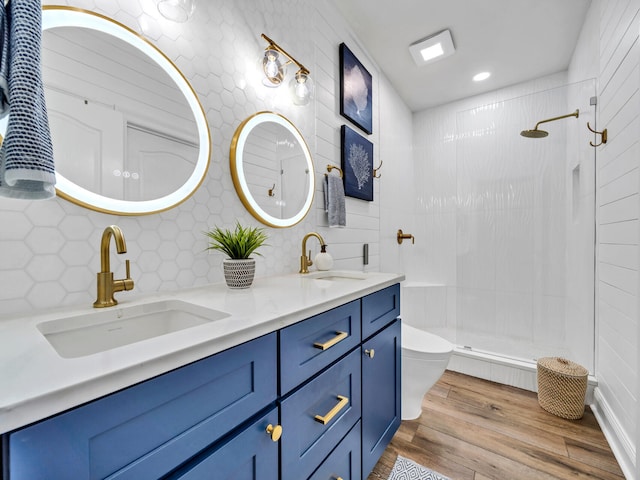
[378, 74, 414, 275]
[0, 0, 405, 316]
[584, 1, 640, 478]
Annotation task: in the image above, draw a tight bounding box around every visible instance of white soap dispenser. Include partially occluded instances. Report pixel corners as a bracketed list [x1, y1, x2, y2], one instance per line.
[314, 244, 333, 271]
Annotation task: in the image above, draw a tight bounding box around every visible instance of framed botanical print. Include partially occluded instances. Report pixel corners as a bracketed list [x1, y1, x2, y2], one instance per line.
[341, 125, 373, 201]
[339, 43, 373, 135]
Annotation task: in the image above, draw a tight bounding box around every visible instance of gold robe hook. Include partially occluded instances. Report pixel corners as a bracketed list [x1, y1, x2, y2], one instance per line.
[587, 122, 607, 147]
[373, 160, 383, 178]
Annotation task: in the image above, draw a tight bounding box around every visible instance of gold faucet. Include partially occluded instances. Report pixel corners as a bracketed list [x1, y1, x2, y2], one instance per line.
[93, 225, 134, 308]
[300, 232, 327, 274]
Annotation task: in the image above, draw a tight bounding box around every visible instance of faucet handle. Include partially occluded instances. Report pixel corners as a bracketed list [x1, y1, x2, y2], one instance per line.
[307, 250, 313, 267]
[121, 259, 134, 291]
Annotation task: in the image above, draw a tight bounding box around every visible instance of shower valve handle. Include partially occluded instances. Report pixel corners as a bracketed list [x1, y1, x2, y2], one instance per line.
[397, 229, 415, 245]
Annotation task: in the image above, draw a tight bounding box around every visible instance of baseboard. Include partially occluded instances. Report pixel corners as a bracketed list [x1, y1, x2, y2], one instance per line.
[449, 348, 597, 402]
[591, 387, 636, 480]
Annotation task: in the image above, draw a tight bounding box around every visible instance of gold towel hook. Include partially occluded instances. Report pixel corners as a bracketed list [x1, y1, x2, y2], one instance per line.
[587, 122, 607, 147]
[268, 184, 276, 197]
[373, 160, 383, 178]
[326, 164, 343, 178]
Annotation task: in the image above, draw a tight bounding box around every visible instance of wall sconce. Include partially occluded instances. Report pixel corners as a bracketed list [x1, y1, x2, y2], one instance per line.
[157, 0, 196, 22]
[260, 33, 313, 106]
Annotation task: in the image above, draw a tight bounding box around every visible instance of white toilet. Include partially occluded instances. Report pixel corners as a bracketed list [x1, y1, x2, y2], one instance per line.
[401, 323, 453, 420]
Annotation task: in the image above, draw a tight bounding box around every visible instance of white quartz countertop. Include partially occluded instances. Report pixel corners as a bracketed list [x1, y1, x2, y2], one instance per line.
[0, 270, 403, 434]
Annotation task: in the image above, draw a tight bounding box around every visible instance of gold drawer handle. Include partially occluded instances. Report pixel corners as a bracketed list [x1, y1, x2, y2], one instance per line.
[314, 331, 348, 350]
[265, 423, 282, 442]
[314, 395, 349, 425]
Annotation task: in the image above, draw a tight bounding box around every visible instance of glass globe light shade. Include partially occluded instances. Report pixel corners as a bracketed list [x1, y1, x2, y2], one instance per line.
[157, 0, 196, 22]
[262, 49, 285, 86]
[289, 72, 314, 106]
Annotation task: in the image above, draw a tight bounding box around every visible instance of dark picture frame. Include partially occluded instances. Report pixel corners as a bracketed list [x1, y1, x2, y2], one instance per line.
[339, 43, 373, 135]
[341, 125, 373, 201]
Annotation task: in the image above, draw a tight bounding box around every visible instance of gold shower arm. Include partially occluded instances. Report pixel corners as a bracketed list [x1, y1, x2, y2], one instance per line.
[534, 109, 579, 130]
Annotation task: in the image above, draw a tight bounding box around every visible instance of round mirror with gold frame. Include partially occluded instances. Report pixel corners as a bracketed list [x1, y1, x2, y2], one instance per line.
[230, 112, 314, 228]
[36, 6, 211, 215]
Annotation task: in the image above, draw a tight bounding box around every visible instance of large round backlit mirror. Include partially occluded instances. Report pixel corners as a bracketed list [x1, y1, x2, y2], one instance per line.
[37, 6, 210, 215]
[230, 112, 314, 228]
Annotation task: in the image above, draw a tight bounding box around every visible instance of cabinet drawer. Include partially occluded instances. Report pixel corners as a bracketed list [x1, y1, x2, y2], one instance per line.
[309, 420, 362, 480]
[167, 407, 279, 480]
[281, 349, 361, 480]
[280, 300, 361, 394]
[362, 283, 400, 339]
[8, 333, 277, 480]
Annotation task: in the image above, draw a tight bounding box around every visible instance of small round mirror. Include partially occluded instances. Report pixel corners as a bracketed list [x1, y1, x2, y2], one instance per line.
[39, 6, 210, 215]
[230, 112, 314, 228]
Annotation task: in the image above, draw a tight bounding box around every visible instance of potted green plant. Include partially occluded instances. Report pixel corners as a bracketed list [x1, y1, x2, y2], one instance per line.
[204, 222, 268, 289]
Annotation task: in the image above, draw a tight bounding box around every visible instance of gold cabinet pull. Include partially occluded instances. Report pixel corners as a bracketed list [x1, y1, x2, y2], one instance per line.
[265, 423, 282, 442]
[334, 477, 344, 480]
[314, 395, 349, 424]
[364, 348, 375, 358]
[314, 331, 348, 350]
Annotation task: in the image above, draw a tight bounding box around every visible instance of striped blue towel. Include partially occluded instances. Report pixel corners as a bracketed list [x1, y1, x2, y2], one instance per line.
[0, 0, 56, 199]
[0, 1, 9, 117]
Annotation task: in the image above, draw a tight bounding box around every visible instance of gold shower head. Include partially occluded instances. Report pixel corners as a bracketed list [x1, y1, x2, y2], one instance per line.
[520, 128, 549, 138]
[520, 109, 579, 138]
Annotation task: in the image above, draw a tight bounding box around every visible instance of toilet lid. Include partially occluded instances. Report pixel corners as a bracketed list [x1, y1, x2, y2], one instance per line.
[401, 323, 453, 354]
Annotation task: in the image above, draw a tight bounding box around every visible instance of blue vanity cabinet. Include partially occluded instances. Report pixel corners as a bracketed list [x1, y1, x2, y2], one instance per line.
[280, 348, 362, 480]
[166, 407, 279, 480]
[6, 333, 277, 480]
[362, 283, 400, 340]
[361, 318, 402, 478]
[4, 281, 402, 480]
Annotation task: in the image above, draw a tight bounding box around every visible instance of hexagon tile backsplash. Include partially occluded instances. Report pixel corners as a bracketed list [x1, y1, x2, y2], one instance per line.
[0, 0, 384, 316]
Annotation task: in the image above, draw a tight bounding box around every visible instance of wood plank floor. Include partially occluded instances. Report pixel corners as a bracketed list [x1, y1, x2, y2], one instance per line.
[368, 370, 625, 480]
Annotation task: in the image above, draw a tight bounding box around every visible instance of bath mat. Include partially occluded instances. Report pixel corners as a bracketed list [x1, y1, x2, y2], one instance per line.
[387, 455, 451, 480]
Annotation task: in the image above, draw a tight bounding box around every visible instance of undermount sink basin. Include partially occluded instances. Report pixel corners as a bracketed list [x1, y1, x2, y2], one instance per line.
[304, 271, 367, 281]
[37, 300, 230, 358]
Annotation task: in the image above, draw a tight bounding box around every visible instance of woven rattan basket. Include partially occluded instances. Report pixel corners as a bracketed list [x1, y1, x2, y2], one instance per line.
[537, 357, 588, 420]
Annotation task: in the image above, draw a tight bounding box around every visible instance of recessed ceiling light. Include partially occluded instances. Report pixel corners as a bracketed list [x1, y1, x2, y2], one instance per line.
[473, 71, 491, 82]
[409, 29, 455, 67]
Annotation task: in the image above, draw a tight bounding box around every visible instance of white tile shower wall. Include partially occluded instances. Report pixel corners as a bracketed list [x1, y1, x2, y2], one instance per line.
[0, 0, 403, 315]
[412, 72, 602, 380]
[399, 283, 448, 333]
[584, 0, 639, 477]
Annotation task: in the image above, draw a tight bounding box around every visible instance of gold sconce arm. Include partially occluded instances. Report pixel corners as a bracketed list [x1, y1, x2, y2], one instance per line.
[260, 33, 313, 105]
[261, 33, 310, 76]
